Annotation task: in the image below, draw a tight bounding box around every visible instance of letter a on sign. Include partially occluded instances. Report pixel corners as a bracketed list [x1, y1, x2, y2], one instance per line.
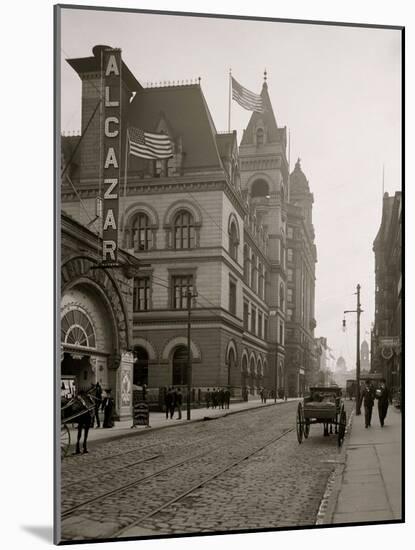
[105, 54, 120, 76]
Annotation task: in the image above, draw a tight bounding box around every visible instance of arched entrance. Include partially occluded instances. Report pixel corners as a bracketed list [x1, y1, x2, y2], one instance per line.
[172, 346, 188, 386]
[133, 347, 149, 386]
[60, 305, 101, 392]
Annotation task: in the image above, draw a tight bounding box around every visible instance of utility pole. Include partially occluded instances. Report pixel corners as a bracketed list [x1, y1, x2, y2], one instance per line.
[186, 288, 198, 420]
[343, 283, 363, 415]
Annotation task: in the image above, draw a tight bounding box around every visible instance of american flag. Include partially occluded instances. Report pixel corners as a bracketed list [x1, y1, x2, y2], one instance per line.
[231, 76, 265, 113]
[128, 127, 173, 160]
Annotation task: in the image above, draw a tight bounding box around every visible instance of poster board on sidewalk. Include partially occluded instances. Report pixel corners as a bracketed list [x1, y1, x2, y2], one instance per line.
[132, 389, 150, 427]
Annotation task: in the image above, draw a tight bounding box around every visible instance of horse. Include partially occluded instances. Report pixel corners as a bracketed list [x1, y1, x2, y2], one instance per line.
[61, 390, 96, 454]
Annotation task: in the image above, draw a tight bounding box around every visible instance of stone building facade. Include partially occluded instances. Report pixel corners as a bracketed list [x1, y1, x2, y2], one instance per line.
[60, 45, 319, 410]
[61, 213, 135, 420]
[372, 191, 402, 392]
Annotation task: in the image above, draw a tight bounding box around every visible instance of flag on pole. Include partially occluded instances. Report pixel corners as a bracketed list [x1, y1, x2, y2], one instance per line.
[127, 127, 173, 160]
[231, 76, 265, 113]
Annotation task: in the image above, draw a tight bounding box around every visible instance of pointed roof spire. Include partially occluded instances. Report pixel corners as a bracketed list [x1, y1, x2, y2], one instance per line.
[240, 75, 280, 146]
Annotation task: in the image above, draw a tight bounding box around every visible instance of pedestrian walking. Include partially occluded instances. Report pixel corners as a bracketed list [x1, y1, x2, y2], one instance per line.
[170, 387, 176, 419]
[263, 388, 267, 404]
[93, 382, 102, 428]
[361, 381, 375, 428]
[376, 379, 390, 427]
[224, 388, 230, 409]
[175, 387, 183, 419]
[218, 388, 225, 409]
[206, 388, 211, 409]
[165, 387, 173, 419]
[101, 388, 114, 428]
[212, 388, 218, 409]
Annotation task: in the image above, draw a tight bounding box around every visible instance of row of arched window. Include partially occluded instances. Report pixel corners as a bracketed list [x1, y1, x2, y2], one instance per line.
[124, 209, 196, 251]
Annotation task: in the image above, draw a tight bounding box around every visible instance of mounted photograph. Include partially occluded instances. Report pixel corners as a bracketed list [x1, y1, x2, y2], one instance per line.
[55, 5, 403, 544]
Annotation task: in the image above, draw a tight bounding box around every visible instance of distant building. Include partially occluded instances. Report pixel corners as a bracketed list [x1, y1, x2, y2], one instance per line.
[372, 191, 402, 391]
[284, 160, 318, 395]
[360, 340, 370, 373]
[315, 337, 331, 385]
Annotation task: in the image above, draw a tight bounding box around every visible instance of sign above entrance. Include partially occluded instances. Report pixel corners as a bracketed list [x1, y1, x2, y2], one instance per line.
[102, 48, 122, 263]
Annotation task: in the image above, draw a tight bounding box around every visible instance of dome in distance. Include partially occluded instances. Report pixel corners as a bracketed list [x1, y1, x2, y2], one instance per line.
[290, 158, 309, 193]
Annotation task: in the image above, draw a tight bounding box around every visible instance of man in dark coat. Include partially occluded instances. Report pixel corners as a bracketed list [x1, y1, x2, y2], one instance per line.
[217, 388, 224, 409]
[376, 379, 390, 427]
[165, 387, 173, 419]
[224, 388, 230, 409]
[175, 387, 183, 419]
[205, 388, 211, 409]
[212, 388, 218, 409]
[361, 381, 375, 428]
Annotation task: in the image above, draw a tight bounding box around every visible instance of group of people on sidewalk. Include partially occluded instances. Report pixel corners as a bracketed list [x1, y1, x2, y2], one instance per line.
[205, 388, 231, 409]
[360, 378, 391, 428]
[164, 387, 183, 420]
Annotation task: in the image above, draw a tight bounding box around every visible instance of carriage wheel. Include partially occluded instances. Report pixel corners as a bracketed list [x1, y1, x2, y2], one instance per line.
[337, 406, 347, 447]
[296, 402, 304, 444]
[61, 424, 71, 458]
[304, 419, 310, 439]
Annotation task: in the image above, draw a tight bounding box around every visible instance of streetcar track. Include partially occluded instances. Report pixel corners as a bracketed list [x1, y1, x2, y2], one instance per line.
[113, 426, 294, 538]
[61, 449, 212, 518]
[61, 454, 162, 489]
[61, 433, 219, 490]
[61, 427, 291, 519]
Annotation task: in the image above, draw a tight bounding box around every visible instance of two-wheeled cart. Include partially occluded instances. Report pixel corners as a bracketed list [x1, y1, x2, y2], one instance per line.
[60, 394, 95, 457]
[296, 385, 347, 447]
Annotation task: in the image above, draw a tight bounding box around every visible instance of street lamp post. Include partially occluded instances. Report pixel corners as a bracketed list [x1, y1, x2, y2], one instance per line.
[344, 283, 363, 416]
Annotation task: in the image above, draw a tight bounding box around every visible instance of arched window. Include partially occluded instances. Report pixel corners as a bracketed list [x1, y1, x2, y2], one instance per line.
[174, 210, 196, 249]
[61, 308, 96, 349]
[172, 346, 188, 385]
[133, 347, 149, 386]
[251, 179, 269, 198]
[131, 213, 152, 251]
[229, 221, 238, 261]
[256, 128, 264, 146]
[280, 282, 285, 309]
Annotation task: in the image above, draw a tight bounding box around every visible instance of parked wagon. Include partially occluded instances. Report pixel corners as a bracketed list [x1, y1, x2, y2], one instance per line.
[61, 392, 96, 457]
[296, 385, 346, 447]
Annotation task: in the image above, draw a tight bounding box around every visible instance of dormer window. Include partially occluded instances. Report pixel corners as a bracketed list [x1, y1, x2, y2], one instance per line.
[256, 128, 264, 146]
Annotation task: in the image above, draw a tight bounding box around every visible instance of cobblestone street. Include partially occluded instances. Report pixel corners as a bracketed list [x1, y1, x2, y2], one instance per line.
[61, 400, 353, 541]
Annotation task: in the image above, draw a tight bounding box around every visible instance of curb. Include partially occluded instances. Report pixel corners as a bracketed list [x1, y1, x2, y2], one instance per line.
[69, 399, 298, 451]
[315, 410, 355, 525]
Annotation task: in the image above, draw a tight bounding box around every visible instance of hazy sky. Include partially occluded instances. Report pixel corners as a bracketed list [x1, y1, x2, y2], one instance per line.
[60, 7, 402, 370]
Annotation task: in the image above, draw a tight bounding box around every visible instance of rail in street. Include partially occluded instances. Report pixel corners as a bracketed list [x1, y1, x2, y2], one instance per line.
[60, 400, 354, 541]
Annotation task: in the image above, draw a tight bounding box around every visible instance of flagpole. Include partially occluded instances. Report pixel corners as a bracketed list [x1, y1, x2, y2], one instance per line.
[228, 68, 232, 133]
[288, 128, 291, 203]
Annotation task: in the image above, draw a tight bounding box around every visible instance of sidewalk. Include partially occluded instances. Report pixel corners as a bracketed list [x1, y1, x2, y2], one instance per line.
[68, 397, 297, 447]
[330, 405, 402, 524]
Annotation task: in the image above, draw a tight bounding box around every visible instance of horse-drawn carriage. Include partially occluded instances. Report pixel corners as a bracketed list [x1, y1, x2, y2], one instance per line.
[296, 385, 347, 447]
[61, 392, 96, 457]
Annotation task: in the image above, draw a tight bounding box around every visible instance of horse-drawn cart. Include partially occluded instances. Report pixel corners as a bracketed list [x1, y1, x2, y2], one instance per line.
[61, 393, 95, 457]
[296, 385, 347, 447]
